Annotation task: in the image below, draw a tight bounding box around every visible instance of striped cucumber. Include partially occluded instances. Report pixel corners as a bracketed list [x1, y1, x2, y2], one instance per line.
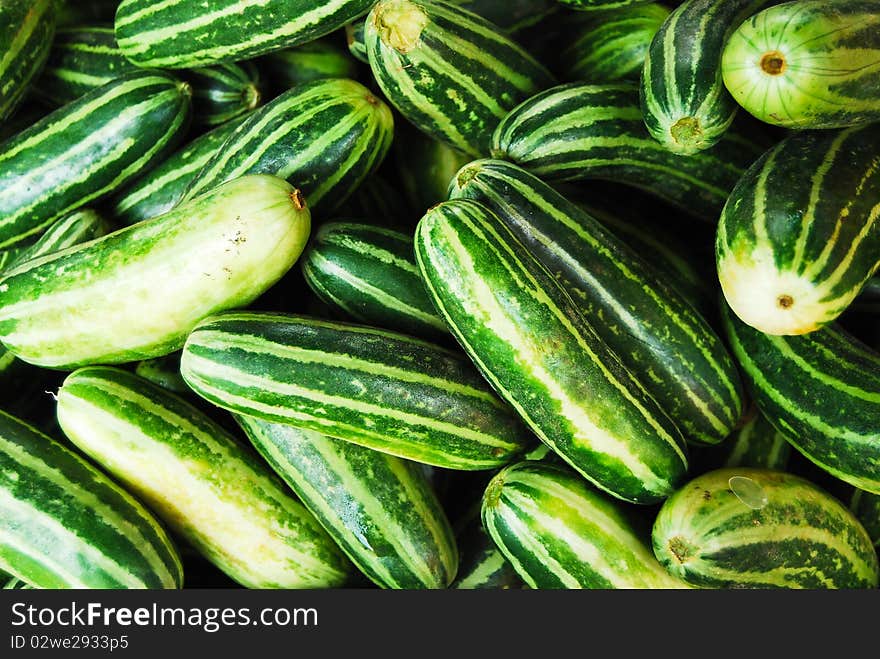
[721, 301, 880, 494]
[492, 82, 761, 222]
[300, 221, 449, 341]
[236, 415, 458, 589]
[482, 461, 689, 588]
[114, 0, 376, 69]
[345, 20, 368, 64]
[652, 467, 880, 589]
[56, 367, 352, 589]
[850, 489, 880, 547]
[181, 78, 393, 213]
[716, 124, 880, 336]
[259, 38, 359, 94]
[0, 70, 191, 249]
[0, 174, 310, 369]
[364, 0, 555, 156]
[450, 159, 744, 446]
[562, 3, 670, 82]
[722, 1, 880, 129]
[0, 407, 183, 589]
[32, 25, 139, 106]
[451, 501, 523, 589]
[717, 410, 791, 471]
[415, 198, 689, 504]
[0, 0, 55, 120]
[180, 312, 534, 471]
[182, 61, 263, 127]
[640, 0, 769, 155]
[111, 118, 244, 226]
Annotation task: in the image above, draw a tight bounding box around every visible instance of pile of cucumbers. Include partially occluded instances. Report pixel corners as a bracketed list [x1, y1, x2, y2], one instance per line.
[0, 0, 878, 590]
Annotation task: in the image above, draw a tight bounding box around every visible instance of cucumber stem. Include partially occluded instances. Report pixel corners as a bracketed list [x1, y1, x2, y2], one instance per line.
[374, 0, 428, 54]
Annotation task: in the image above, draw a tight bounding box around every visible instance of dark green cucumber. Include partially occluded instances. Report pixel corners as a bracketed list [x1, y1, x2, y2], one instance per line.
[0, 0, 55, 121]
[850, 489, 880, 547]
[135, 352, 189, 395]
[182, 61, 263, 127]
[483, 461, 689, 588]
[395, 123, 473, 214]
[345, 20, 369, 64]
[450, 160, 743, 446]
[364, 0, 555, 156]
[111, 117, 244, 226]
[236, 415, 459, 589]
[259, 38, 359, 94]
[114, 0, 376, 68]
[32, 25, 139, 106]
[0, 175, 310, 369]
[492, 82, 761, 222]
[652, 467, 880, 589]
[722, 1, 880, 129]
[300, 221, 449, 340]
[721, 301, 880, 494]
[0, 70, 191, 249]
[181, 78, 394, 213]
[0, 407, 183, 589]
[717, 409, 791, 470]
[415, 198, 689, 504]
[717, 124, 880, 336]
[180, 312, 534, 471]
[56, 366, 352, 589]
[640, 0, 769, 155]
[562, 3, 670, 82]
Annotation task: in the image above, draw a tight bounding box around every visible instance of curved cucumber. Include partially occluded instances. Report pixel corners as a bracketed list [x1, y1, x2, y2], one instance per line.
[56, 367, 352, 589]
[652, 467, 880, 589]
[236, 415, 458, 589]
[0, 174, 310, 369]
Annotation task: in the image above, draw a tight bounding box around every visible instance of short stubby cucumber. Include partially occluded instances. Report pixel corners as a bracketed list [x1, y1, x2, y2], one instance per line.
[114, 0, 377, 69]
[652, 467, 880, 589]
[640, 0, 770, 155]
[722, 1, 880, 129]
[0, 174, 311, 369]
[716, 123, 880, 336]
[236, 415, 459, 589]
[182, 61, 263, 127]
[181, 312, 533, 470]
[181, 78, 394, 212]
[449, 159, 744, 446]
[482, 461, 690, 588]
[0, 408, 183, 589]
[300, 221, 449, 341]
[492, 82, 761, 222]
[364, 0, 555, 156]
[415, 199, 689, 504]
[721, 302, 880, 494]
[0, 70, 191, 249]
[56, 367, 352, 589]
[0, 0, 55, 120]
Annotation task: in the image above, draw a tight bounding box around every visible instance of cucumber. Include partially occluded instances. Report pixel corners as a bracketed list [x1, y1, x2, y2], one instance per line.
[110, 117, 245, 226]
[135, 353, 189, 395]
[415, 198, 689, 504]
[717, 410, 791, 471]
[482, 461, 689, 588]
[562, 3, 670, 82]
[449, 159, 744, 447]
[640, 0, 769, 155]
[450, 501, 523, 589]
[850, 489, 880, 547]
[56, 366, 352, 589]
[491, 82, 761, 222]
[0, 70, 191, 249]
[0, 407, 183, 589]
[32, 25, 139, 106]
[300, 221, 449, 341]
[652, 467, 880, 589]
[345, 20, 369, 64]
[721, 301, 880, 495]
[180, 312, 533, 471]
[722, 1, 880, 129]
[0, 0, 55, 121]
[0, 174, 310, 370]
[182, 61, 263, 127]
[181, 78, 394, 213]
[259, 38, 359, 94]
[114, 0, 377, 69]
[364, 0, 555, 156]
[236, 415, 458, 589]
[716, 123, 880, 336]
